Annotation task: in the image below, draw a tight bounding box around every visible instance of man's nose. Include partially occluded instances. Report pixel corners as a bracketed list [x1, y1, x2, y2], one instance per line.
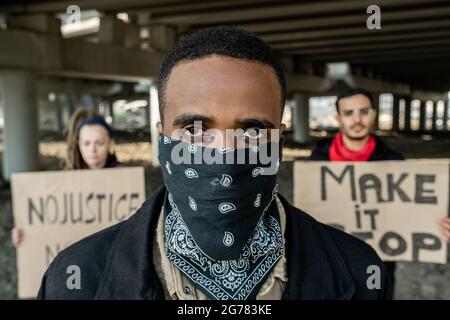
[353, 112, 362, 123]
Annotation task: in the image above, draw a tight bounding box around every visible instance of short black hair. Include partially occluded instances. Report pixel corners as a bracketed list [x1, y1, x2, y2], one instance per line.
[158, 25, 286, 121]
[336, 87, 374, 113]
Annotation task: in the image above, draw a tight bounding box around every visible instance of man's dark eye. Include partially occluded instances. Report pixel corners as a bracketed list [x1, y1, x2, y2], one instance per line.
[343, 110, 353, 117]
[360, 108, 370, 115]
[241, 128, 270, 143]
[182, 125, 204, 137]
[244, 128, 261, 139]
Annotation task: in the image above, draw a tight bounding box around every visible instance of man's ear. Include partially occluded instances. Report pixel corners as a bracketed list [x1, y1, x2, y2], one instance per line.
[370, 108, 377, 127]
[336, 112, 342, 127]
[108, 138, 115, 151]
[156, 121, 163, 134]
[280, 123, 287, 135]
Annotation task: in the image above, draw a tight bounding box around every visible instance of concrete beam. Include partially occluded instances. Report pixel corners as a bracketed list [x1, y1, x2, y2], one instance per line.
[296, 45, 450, 61]
[0, 28, 164, 81]
[57, 39, 163, 80]
[0, 0, 181, 14]
[285, 72, 413, 97]
[149, 24, 176, 52]
[271, 30, 450, 51]
[411, 91, 446, 101]
[132, 0, 275, 19]
[285, 73, 332, 94]
[98, 15, 127, 46]
[0, 29, 61, 70]
[98, 16, 141, 48]
[262, 19, 450, 44]
[2, 0, 277, 27]
[37, 79, 124, 97]
[283, 38, 450, 56]
[149, 0, 449, 26]
[243, 5, 450, 34]
[352, 76, 410, 96]
[7, 14, 61, 35]
[303, 50, 450, 63]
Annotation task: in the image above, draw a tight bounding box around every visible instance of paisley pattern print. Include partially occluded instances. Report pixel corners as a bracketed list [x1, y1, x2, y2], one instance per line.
[164, 189, 283, 300]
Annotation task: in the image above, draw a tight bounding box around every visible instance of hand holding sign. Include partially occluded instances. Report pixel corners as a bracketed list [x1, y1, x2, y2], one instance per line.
[11, 227, 24, 247]
[438, 216, 450, 244]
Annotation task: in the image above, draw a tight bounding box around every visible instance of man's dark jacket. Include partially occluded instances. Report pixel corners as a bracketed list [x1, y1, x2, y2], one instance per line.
[37, 186, 392, 300]
[310, 135, 404, 161]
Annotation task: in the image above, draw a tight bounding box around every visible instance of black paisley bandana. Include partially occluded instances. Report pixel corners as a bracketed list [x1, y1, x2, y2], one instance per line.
[158, 133, 284, 300]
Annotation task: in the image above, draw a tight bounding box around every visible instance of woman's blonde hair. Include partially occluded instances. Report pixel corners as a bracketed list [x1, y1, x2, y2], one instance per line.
[64, 108, 99, 169]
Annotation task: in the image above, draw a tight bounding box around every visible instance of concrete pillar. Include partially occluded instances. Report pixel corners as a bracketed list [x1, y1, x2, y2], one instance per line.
[150, 83, 160, 166]
[144, 104, 150, 127]
[392, 94, 400, 131]
[8, 14, 61, 35]
[444, 98, 449, 131]
[67, 94, 77, 115]
[431, 101, 438, 131]
[373, 93, 380, 130]
[403, 96, 412, 132]
[106, 99, 114, 125]
[92, 96, 102, 115]
[60, 94, 71, 129]
[80, 94, 94, 109]
[292, 93, 311, 144]
[53, 94, 64, 132]
[419, 100, 427, 132]
[0, 70, 39, 181]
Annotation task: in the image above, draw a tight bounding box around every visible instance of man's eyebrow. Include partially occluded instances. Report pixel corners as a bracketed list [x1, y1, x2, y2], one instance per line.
[343, 106, 371, 112]
[235, 118, 276, 129]
[172, 113, 216, 127]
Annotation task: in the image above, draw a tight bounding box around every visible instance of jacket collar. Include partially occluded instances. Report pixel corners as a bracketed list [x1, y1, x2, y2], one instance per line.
[278, 195, 355, 299]
[94, 186, 166, 300]
[316, 134, 391, 162]
[95, 186, 355, 300]
[368, 135, 390, 161]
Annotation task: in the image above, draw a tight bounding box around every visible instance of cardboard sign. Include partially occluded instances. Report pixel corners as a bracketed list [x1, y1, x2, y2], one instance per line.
[294, 161, 449, 264]
[11, 167, 146, 299]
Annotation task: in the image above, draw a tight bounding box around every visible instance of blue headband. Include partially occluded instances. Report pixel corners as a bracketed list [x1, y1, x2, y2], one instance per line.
[77, 117, 112, 136]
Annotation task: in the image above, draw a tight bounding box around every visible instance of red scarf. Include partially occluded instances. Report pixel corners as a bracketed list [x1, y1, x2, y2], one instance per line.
[329, 132, 376, 162]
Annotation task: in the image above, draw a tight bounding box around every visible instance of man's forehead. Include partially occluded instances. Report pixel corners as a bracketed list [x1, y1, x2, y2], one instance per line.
[339, 94, 372, 109]
[169, 54, 275, 74]
[163, 55, 282, 123]
[165, 55, 280, 96]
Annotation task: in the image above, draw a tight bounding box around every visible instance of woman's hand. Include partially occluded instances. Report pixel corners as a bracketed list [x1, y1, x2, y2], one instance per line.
[437, 216, 450, 244]
[11, 227, 24, 248]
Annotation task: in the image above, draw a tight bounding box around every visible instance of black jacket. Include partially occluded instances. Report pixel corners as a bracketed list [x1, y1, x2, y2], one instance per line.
[310, 135, 404, 161]
[37, 186, 392, 300]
